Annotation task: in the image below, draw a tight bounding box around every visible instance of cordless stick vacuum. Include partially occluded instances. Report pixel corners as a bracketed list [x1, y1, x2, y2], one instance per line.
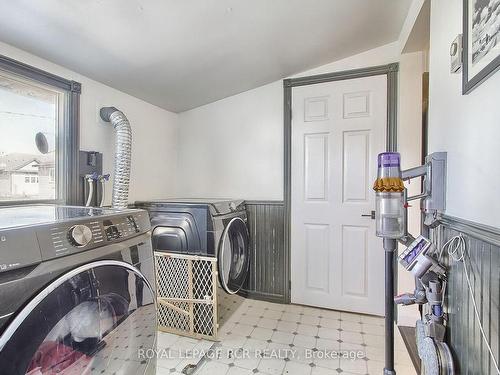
[373, 153, 406, 375]
[373, 151, 453, 374]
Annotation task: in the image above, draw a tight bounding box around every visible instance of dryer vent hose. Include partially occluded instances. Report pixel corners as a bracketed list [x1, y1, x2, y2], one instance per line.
[100, 107, 132, 209]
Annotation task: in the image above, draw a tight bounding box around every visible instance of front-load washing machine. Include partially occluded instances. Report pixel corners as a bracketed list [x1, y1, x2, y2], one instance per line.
[135, 199, 250, 295]
[0, 205, 156, 375]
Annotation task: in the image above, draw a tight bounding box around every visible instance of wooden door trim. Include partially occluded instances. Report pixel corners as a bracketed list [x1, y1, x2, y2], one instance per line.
[283, 63, 399, 303]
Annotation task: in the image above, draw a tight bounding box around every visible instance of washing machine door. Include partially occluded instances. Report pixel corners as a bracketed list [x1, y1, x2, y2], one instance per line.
[0, 260, 156, 375]
[218, 217, 250, 294]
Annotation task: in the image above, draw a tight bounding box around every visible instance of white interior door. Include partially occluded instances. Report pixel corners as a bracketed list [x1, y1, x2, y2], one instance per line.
[291, 75, 387, 316]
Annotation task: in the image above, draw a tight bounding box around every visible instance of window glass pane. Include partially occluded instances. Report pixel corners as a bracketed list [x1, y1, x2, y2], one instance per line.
[0, 71, 63, 202]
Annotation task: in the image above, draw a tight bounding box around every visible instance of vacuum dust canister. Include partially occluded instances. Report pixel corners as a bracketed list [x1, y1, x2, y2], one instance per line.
[373, 152, 405, 239]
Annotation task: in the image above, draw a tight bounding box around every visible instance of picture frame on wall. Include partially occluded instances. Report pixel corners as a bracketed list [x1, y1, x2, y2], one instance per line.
[463, 0, 500, 94]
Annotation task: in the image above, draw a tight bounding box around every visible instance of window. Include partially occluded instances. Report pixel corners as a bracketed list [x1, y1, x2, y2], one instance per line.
[0, 55, 80, 204]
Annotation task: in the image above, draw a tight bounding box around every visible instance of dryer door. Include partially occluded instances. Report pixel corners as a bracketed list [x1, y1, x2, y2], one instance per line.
[0, 260, 156, 375]
[218, 217, 250, 294]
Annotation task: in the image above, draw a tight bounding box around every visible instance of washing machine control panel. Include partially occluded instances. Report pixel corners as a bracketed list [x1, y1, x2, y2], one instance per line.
[103, 215, 141, 241]
[68, 224, 93, 247]
[36, 212, 151, 261]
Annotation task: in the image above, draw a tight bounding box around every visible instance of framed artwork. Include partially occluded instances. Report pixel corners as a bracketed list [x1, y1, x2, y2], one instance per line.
[463, 0, 500, 94]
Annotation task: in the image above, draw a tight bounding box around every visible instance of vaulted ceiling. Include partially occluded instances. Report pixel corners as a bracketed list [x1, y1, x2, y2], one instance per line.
[0, 0, 412, 112]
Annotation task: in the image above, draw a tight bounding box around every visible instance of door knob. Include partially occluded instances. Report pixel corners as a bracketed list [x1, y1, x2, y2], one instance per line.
[361, 210, 375, 220]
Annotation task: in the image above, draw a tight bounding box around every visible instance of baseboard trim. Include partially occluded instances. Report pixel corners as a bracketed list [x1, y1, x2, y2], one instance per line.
[239, 289, 287, 304]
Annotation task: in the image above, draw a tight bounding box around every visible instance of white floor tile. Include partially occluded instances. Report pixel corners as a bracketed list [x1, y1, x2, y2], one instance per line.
[193, 339, 214, 352]
[319, 309, 341, 320]
[311, 365, 337, 375]
[259, 317, 279, 329]
[282, 312, 301, 323]
[157, 332, 181, 348]
[301, 314, 321, 326]
[266, 302, 287, 312]
[157, 356, 181, 371]
[241, 315, 261, 326]
[284, 360, 313, 375]
[315, 338, 339, 351]
[283, 304, 303, 314]
[219, 322, 236, 335]
[361, 322, 384, 336]
[359, 315, 384, 326]
[227, 365, 256, 375]
[341, 320, 363, 332]
[232, 323, 254, 337]
[340, 342, 366, 353]
[340, 312, 363, 323]
[292, 334, 316, 349]
[277, 321, 298, 333]
[317, 327, 338, 340]
[246, 308, 266, 318]
[233, 355, 261, 370]
[319, 317, 341, 329]
[292, 347, 315, 364]
[251, 327, 274, 340]
[215, 349, 238, 365]
[272, 330, 295, 345]
[339, 358, 368, 374]
[243, 338, 269, 351]
[222, 333, 248, 349]
[341, 331, 364, 345]
[302, 306, 322, 317]
[314, 356, 340, 370]
[156, 366, 175, 375]
[258, 358, 286, 375]
[297, 324, 319, 336]
[263, 309, 284, 319]
[174, 336, 200, 351]
[196, 360, 230, 375]
[363, 333, 385, 347]
[267, 341, 292, 353]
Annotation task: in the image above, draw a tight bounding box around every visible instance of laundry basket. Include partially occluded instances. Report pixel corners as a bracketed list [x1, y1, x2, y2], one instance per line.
[154, 252, 218, 340]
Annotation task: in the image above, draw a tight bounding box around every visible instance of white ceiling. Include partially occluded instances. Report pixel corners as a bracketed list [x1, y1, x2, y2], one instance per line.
[0, 0, 412, 112]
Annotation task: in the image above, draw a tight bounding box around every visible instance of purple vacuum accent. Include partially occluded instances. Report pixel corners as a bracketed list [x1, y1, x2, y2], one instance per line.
[433, 305, 443, 317]
[378, 152, 401, 168]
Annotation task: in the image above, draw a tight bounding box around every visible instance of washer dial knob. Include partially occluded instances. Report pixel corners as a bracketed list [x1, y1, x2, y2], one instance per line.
[68, 225, 93, 247]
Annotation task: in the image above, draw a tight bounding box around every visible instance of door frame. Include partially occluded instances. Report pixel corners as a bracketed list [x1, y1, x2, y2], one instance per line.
[283, 63, 399, 303]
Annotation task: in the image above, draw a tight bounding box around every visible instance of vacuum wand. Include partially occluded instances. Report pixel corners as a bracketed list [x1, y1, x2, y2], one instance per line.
[384, 239, 397, 375]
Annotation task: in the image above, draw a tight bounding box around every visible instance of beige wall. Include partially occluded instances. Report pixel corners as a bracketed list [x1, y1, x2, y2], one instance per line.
[0, 41, 179, 205]
[429, 0, 500, 227]
[397, 51, 427, 326]
[177, 42, 405, 200]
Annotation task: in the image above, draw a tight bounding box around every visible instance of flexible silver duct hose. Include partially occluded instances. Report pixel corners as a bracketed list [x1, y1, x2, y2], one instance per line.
[100, 107, 132, 209]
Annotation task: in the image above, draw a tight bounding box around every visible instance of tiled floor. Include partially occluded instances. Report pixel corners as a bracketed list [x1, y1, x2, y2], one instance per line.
[156, 298, 417, 375]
